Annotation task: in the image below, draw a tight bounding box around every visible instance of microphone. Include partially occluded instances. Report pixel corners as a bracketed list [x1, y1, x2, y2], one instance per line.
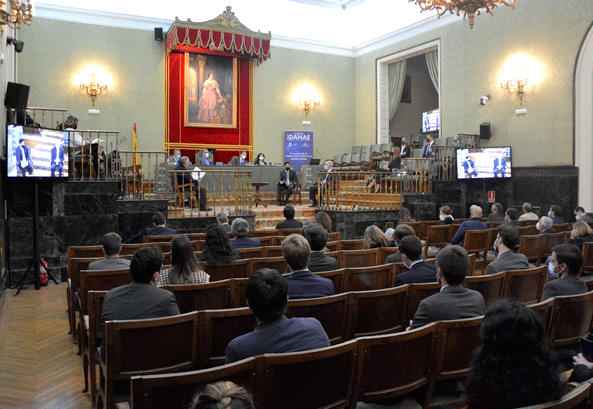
[316, 149, 325, 162]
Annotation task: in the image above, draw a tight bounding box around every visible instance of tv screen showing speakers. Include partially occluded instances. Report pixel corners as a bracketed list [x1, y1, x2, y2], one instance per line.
[7, 124, 70, 178]
[422, 109, 440, 133]
[456, 147, 512, 180]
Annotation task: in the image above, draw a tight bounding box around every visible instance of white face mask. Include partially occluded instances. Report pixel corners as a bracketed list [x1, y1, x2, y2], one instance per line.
[576, 214, 582, 221]
[493, 235, 500, 253]
[259, 156, 264, 160]
[439, 214, 446, 221]
[241, 154, 246, 159]
[175, 154, 180, 159]
[324, 165, 328, 170]
[204, 152, 209, 158]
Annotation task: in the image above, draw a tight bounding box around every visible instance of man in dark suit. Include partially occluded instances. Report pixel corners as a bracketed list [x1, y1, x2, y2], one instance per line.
[50, 140, 65, 177]
[230, 218, 261, 249]
[450, 205, 488, 246]
[385, 224, 417, 264]
[400, 137, 411, 159]
[283, 234, 335, 299]
[145, 212, 177, 236]
[575, 206, 593, 222]
[493, 155, 506, 177]
[503, 208, 522, 227]
[175, 156, 211, 211]
[393, 236, 438, 286]
[277, 162, 298, 206]
[487, 202, 505, 222]
[217, 212, 232, 233]
[100, 247, 180, 361]
[542, 244, 588, 300]
[409, 245, 485, 330]
[88, 232, 131, 271]
[309, 160, 335, 207]
[548, 205, 565, 224]
[275, 205, 303, 230]
[195, 148, 212, 166]
[302, 222, 338, 273]
[225, 269, 330, 364]
[229, 151, 248, 166]
[421, 134, 436, 159]
[485, 225, 531, 275]
[462, 154, 478, 178]
[14, 138, 33, 176]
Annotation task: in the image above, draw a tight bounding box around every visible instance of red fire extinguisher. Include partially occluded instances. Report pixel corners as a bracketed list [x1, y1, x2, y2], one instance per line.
[40, 258, 48, 286]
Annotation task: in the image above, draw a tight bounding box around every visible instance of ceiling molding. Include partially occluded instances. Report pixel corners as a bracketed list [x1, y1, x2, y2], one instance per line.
[271, 35, 355, 57]
[288, 0, 368, 10]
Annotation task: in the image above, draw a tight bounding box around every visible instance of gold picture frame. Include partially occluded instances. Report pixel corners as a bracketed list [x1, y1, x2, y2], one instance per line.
[184, 53, 237, 128]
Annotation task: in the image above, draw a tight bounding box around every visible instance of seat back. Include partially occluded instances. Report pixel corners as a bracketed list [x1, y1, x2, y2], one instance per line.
[264, 246, 284, 258]
[501, 266, 547, 304]
[401, 221, 422, 234]
[378, 247, 399, 264]
[197, 307, 256, 368]
[232, 278, 249, 308]
[80, 269, 131, 315]
[162, 280, 235, 313]
[550, 290, 593, 347]
[68, 256, 103, 294]
[419, 220, 444, 241]
[351, 145, 363, 155]
[324, 241, 340, 252]
[346, 263, 394, 292]
[339, 239, 364, 251]
[515, 225, 536, 238]
[316, 269, 347, 294]
[528, 297, 555, 337]
[464, 272, 506, 307]
[247, 230, 278, 238]
[340, 249, 379, 268]
[518, 234, 544, 264]
[514, 377, 591, 409]
[462, 229, 490, 257]
[353, 323, 437, 406]
[286, 293, 350, 345]
[540, 233, 568, 264]
[259, 340, 358, 409]
[120, 242, 159, 256]
[130, 357, 258, 409]
[203, 259, 251, 281]
[68, 245, 105, 260]
[405, 282, 442, 325]
[552, 223, 572, 233]
[328, 232, 340, 241]
[237, 247, 264, 259]
[256, 236, 274, 247]
[424, 225, 452, 257]
[583, 242, 593, 272]
[361, 145, 372, 154]
[341, 154, 352, 167]
[347, 285, 409, 339]
[250, 256, 287, 274]
[143, 235, 176, 243]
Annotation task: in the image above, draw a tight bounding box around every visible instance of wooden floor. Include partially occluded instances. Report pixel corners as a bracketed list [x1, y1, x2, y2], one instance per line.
[0, 283, 92, 409]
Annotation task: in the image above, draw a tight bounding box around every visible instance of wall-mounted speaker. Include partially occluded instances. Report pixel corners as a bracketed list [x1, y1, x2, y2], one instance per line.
[480, 122, 491, 140]
[154, 27, 163, 42]
[4, 82, 29, 109]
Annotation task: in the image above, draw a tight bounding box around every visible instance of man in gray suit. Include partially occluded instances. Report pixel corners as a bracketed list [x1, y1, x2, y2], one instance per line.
[88, 232, 131, 271]
[195, 148, 212, 166]
[542, 244, 588, 300]
[485, 225, 531, 275]
[229, 151, 248, 166]
[409, 245, 485, 330]
[100, 247, 180, 361]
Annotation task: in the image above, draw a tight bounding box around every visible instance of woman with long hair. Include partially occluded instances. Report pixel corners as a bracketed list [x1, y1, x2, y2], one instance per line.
[363, 225, 391, 249]
[314, 211, 332, 233]
[199, 224, 239, 265]
[190, 381, 255, 409]
[254, 153, 267, 166]
[396, 207, 415, 226]
[567, 220, 593, 251]
[157, 234, 209, 286]
[464, 300, 564, 408]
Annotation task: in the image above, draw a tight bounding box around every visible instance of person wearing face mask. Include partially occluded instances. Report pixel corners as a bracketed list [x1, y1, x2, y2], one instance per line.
[547, 205, 564, 224]
[439, 206, 454, 224]
[229, 151, 248, 166]
[503, 208, 522, 227]
[195, 148, 212, 166]
[536, 216, 556, 234]
[574, 206, 593, 222]
[400, 137, 411, 159]
[542, 244, 587, 300]
[254, 152, 267, 166]
[485, 225, 531, 275]
[309, 160, 335, 208]
[392, 236, 437, 287]
[566, 220, 593, 251]
[277, 162, 298, 206]
[421, 134, 436, 159]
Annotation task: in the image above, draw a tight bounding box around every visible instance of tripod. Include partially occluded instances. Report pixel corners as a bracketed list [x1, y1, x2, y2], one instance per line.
[14, 178, 57, 296]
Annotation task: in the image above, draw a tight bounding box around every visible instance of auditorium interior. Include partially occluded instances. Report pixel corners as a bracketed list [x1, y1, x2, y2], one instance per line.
[1, 0, 593, 407]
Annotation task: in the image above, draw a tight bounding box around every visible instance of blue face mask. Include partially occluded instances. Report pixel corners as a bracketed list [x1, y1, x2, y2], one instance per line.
[548, 211, 552, 218]
[426, 137, 431, 143]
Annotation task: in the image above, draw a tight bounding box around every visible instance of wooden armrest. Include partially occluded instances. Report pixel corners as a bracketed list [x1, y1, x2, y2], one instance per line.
[115, 403, 131, 409]
[83, 315, 89, 331]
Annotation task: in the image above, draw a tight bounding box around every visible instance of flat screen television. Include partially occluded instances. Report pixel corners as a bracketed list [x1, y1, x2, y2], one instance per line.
[422, 109, 440, 133]
[7, 124, 70, 178]
[456, 147, 512, 179]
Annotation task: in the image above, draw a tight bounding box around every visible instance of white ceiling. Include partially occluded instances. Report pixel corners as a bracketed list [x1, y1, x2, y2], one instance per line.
[36, 0, 437, 47]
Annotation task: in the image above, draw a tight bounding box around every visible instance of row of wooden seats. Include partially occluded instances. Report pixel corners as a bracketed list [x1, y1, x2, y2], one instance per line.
[142, 229, 340, 243]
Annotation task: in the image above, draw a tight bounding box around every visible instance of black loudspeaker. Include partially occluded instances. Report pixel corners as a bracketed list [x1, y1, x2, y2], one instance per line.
[4, 82, 29, 109]
[480, 122, 491, 140]
[154, 27, 163, 42]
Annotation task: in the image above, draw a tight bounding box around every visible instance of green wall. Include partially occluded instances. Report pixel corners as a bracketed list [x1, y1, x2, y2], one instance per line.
[354, 0, 593, 166]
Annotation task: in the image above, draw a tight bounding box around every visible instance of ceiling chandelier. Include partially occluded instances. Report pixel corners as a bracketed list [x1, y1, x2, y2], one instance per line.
[409, 0, 516, 29]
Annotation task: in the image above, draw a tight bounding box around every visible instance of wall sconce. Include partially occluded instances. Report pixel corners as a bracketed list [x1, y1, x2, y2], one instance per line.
[299, 92, 321, 119]
[500, 69, 528, 105]
[80, 74, 108, 106]
[0, 0, 33, 30]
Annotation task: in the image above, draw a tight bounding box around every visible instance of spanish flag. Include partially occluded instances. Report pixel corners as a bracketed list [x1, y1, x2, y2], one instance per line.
[133, 122, 138, 167]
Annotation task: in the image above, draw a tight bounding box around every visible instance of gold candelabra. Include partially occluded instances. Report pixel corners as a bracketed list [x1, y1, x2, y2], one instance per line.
[80, 74, 108, 106]
[299, 92, 321, 119]
[0, 0, 33, 30]
[500, 77, 527, 105]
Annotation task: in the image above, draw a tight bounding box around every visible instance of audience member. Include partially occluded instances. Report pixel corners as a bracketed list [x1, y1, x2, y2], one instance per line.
[449, 205, 488, 246]
[88, 232, 131, 271]
[314, 211, 332, 232]
[536, 216, 556, 234]
[145, 212, 177, 236]
[422, 134, 436, 158]
[100, 247, 179, 361]
[301, 223, 338, 272]
[175, 156, 211, 211]
[542, 244, 587, 299]
[199, 224, 238, 265]
[277, 162, 297, 206]
[275, 205, 304, 229]
[393, 236, 437, 286]
[363, 225, 391, 249]
[567, 220, 593, 251]
[518, 202, 539, 221]
[158, 234, 209, 286]
[571, 354, 593, 383]
[230, 218, 261, 249]
[385, 224, 418, 263]
[485, 225, 531, 275]
[400, 137, 411, 158]
[216, 212, 232, 233]
[487, 203, 505, 222]
[282, 234, 335, 299]
[409, 245, 485, 330]
[574, 206, 593, 222]
[225, 269, 330, 363]
[548, 205, 564, 224]
[189, 381, 255, 409]
[396, 207, 415, 225]
[464, 300, 564, 409]
[504, 208, 521, 227]
[439, 206, 454, 224]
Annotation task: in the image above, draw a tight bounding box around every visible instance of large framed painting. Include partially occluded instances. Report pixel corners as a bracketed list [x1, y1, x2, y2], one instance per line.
[184, 53, 237, 128]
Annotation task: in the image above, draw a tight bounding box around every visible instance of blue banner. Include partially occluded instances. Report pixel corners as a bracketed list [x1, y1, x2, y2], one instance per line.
[284, 130, 313, 172]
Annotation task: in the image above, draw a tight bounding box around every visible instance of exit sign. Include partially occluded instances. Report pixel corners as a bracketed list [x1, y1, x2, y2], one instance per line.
[488, 191, 495, 203]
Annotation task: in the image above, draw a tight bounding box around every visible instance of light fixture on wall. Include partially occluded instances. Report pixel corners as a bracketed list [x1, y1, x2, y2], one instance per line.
[299, 92, 321, 119]
[80, 74, 108, 106]
[409, 0, 515, 29]
[0, 0, 33, 30]
[500, 69, 528, 105]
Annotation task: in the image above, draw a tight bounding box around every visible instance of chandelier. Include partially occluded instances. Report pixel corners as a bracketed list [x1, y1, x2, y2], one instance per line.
[80, 74, 108, 106]
[0, 0, 33, 30]
[409, 0, 516, 29]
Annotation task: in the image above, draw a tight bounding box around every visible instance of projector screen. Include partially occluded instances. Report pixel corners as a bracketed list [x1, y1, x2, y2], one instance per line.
[456, 146, 512, 179]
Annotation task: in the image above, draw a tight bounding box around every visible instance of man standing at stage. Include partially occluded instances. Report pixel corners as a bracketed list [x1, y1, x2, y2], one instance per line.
[14, 138, 33, 176]
[175, 156, 211, 211]
[309, 160, 334, 208]
[50, 140, 65, 177]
